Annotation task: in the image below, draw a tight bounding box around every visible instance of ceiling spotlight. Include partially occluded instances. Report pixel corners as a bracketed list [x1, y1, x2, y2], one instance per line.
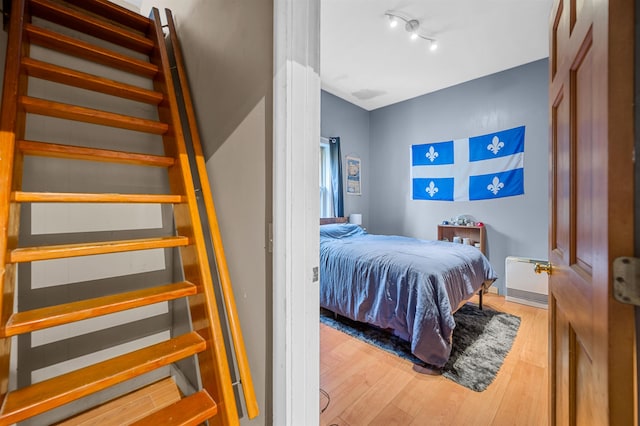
[406, 19, 420, 40]
[384, 10, 438, 52]
[405, 19, 420, 34]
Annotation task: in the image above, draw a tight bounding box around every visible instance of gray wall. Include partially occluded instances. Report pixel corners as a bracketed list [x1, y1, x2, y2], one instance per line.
[321, 91, 370, 228]
[322, 59, 549, 293]
[140, 1, 272, 425]
[370, 59, 549, 292]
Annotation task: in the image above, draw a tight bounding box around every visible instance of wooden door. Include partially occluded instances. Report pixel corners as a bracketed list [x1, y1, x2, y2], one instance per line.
[548, 0, 636, 424]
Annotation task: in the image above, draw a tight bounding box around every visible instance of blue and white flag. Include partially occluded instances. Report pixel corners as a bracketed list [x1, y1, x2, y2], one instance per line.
[411, 126, 525, 201]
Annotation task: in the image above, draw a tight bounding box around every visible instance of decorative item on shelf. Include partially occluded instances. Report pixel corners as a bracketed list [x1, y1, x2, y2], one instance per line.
[450, 214, 477, 226]
[349, 213, 362, 225]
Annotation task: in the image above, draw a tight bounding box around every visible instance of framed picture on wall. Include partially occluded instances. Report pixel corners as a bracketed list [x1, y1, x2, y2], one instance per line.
[346, 155, 361, 195]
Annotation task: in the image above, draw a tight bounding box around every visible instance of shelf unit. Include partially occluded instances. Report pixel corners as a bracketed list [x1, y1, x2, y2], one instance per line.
[437, 224, 486, 255]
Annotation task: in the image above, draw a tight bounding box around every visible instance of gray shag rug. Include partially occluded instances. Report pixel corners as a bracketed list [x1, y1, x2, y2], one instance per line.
[320, 303, 521, 392]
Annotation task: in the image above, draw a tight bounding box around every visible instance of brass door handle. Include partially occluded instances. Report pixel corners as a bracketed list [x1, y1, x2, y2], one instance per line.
[534, 262, 552, 275]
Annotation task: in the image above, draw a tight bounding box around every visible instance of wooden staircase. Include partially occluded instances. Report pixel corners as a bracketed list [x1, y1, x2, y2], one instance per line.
[0, 0, 256, 424]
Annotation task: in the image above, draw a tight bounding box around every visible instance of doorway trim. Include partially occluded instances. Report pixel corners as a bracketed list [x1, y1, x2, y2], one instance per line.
[272, 1, 321, 425]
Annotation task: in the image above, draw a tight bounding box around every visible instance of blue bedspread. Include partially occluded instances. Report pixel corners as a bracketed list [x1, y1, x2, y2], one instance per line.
[320, 223, 497, 367]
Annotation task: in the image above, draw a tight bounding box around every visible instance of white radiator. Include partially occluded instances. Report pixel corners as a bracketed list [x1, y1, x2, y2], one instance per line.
[505, 256, 549, 308]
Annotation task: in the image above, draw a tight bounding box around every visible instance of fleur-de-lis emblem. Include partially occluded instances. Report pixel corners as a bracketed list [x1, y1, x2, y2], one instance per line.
[487, 136, 504, 155]
[425, 146, 439, 162]
[426, 181, 439, 197]
[487, 176, 505, 195]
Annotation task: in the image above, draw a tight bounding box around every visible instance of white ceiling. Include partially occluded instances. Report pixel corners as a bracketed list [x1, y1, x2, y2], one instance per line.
[321, 0, 554, 111]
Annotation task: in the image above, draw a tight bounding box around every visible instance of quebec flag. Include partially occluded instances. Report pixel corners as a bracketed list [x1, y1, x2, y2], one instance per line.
[411, 126, 525, 201]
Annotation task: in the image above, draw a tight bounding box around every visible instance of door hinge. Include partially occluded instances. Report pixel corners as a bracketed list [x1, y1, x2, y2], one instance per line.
[613, 257, 640, 306]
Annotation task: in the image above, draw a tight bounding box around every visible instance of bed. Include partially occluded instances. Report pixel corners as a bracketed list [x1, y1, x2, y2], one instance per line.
[319, 221, 497, 369]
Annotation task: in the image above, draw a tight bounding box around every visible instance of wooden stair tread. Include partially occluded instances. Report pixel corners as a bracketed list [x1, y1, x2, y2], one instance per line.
[130, 391, 218, 426]
[0, 332, 206, 425]
[25, 24, 158, 77]
[57, 377, 182, 426]
[61, 0, 151, 33]
[20, 96, 169, 134]
[3, 281, 197, 337]
[9, 236, 189, 263]
[18, 140, 175, 167]
[0, 3, 244, 425]
[12, 191, 185, 204]
[23, 58, 164, 104]
[29, 0, 154, 54]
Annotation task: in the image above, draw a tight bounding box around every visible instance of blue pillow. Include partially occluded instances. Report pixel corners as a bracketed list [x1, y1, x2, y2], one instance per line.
[320, 223, 366, 239]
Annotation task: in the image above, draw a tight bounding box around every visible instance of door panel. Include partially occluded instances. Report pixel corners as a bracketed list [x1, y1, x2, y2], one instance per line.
[575, 340, 596, 424]
[573, 36, 593, 276]
[551, 298, 572, 425]
[551, 89, 570, 264]
[548, 0, 635, 424]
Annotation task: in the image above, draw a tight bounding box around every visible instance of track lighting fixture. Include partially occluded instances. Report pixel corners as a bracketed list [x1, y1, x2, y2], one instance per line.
[385, 10, 438, 52]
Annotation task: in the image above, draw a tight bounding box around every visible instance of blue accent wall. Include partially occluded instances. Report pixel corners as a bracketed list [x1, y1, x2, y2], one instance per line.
[321, 90, 370, 228]
[321, 58, 549, 293]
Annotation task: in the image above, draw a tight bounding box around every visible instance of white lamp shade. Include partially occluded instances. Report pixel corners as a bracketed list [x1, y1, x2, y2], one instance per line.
[349, 214, 362, 225]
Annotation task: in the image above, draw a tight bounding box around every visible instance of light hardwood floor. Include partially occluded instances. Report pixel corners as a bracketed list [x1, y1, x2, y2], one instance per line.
[320, 293, 548, 426]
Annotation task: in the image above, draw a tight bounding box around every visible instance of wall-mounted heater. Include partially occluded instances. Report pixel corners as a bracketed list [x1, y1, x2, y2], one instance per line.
[505, 256, 549, 309]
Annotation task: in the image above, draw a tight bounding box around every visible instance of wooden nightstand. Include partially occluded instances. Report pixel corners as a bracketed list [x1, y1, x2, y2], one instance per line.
[437, 224, 486, 255]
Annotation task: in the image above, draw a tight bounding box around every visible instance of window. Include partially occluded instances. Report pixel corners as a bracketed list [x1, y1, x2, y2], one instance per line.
[320, 136, 343, 218]
[320, 142, 334, 217]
